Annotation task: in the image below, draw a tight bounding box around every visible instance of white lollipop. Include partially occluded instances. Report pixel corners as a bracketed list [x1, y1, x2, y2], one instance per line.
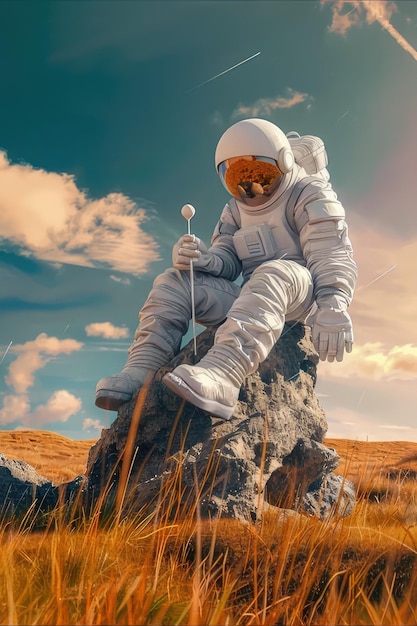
[181, 204, 196, 221]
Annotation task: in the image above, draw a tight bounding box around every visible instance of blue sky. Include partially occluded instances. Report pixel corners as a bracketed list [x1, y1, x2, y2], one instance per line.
[1, 0, 417, 440]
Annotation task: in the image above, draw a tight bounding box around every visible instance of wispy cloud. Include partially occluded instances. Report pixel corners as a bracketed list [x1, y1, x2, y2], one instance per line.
[110, 275, 131, 285]
[319, 342, 417, 382]
[322, 0, 363, 35]
[85, 322, 130, 340]
[382, 424, 415, 431]
[0, 151, 160, 276]
[323, 1, 417, 62]
[6, 334, 83, 394]
[30, 390, 82, 428]
[0, 395, 31, 425]
[0, 333, 83, 427]
[0, 390, 82, 428]
[326, 405, 417, 441]
[83, 417, 105, 432]
[346, 223, 417, 348]
[232, 89, 313, 119]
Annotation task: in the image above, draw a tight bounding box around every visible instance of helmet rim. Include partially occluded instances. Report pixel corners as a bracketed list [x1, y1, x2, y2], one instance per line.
[215, 118, 294, 174]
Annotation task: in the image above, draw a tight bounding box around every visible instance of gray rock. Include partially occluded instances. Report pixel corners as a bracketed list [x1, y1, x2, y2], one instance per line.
[86, 323, 355, 521]
[303, 473, 356, 519]
[264, 439, 339, 507]
[0, 455, 88, 522]
[0, 453, 57, 518]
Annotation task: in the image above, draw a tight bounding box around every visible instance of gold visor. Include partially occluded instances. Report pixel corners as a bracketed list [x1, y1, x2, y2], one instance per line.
[218, 156, 282, 199]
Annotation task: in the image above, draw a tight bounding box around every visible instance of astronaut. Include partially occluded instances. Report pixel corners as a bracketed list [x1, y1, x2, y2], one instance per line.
[95, 118, 358, 421]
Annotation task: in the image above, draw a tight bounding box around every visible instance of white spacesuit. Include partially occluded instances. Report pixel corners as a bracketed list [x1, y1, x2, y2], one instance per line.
[95, 118, 358, 421]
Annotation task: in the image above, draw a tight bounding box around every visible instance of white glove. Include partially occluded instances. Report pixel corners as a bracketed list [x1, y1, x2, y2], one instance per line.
[305, 307, 353, 362]
[172, 234, 218, 272]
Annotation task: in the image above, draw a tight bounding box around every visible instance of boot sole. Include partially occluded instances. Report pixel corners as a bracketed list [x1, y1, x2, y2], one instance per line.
[162, 372, 234, 421]
[95, 390, 132, 411]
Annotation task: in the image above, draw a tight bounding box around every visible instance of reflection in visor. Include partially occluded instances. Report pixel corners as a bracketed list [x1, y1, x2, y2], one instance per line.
[218, 156, 282, 199]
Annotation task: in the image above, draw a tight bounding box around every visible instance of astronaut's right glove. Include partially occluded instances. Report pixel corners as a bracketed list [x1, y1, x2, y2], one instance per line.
[305, 299, 353, 363]
[172, 234, 223, 274]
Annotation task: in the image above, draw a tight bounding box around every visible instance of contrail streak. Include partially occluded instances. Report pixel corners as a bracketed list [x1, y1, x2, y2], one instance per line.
[326, 1, 417, 63]
[186, 52, 261, 93]
[0, 341, 13, 365]
[358, 264, 397, 291]
[344, 5, 357, 18]
[379, 17, 417, 62]
[356, 389, 366, 410]
[362, 1, 417, 62]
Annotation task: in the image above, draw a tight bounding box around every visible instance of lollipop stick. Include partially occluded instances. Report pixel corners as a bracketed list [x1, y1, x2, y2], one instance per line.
[181, 205, 197, 358]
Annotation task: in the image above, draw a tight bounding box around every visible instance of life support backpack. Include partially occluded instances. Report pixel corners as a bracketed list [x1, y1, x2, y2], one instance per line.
[286, 131, 329, 179]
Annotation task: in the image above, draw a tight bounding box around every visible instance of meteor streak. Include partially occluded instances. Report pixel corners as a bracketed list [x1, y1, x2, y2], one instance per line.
[336, 110, 350, 123]
[0, 341, 13, 365]
[186, 52, 261, 93]
[358, 264, 398, 290]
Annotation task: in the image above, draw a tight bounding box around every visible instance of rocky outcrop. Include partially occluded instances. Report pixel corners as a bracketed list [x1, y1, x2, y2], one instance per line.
[86, 323, 355, 521]
[0, 454, 55, 518]
[0, 454, 86, 522]
[0, 323, 355, 523]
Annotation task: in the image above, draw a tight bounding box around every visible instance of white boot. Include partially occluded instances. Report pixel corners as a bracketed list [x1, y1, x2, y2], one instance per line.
[162, 345, 247, 420]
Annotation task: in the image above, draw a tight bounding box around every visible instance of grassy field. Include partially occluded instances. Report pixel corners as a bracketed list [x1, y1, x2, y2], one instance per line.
[1, 431, 417, 625]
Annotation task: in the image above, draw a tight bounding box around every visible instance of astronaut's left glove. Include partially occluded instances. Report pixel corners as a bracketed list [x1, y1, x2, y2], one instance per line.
[305, 295, 353, 362]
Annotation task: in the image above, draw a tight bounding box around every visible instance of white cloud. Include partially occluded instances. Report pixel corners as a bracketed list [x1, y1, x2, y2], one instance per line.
[322, 1, 417, 62]
[209, 111, 225, 127]
[322, 0, 396, 35]
[0, 151, 160, 276]
[345, 222, 417, 349]
[30, 390, 82, 427]
[0, 390, 81, 428]
[6, 334, 83, 394]
[83, 417, 105, 431]
[326, 405, 417, 441]
[322, 0, 364, 35]
[0, 334, 84, 428]
[319, 342, 417, 382]
[85, 322, 130, 340]
[0, 395, 31, 425]
[110, 274, 131, 285]
[381, 424, 414, 431]
[231, 89, 313, 119]
[326, 406, 372, 439]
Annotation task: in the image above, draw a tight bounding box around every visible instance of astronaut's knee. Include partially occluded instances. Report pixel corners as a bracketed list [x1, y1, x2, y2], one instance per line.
[254, 259, 311, 282]
[251, 259, 295, 281]
[153, 267, 189, 289]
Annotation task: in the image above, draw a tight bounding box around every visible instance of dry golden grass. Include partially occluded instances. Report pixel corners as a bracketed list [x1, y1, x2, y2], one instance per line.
[1, 430, 417, 624]
[0, 430, 96, 484]
[326, 438, 417, 482]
